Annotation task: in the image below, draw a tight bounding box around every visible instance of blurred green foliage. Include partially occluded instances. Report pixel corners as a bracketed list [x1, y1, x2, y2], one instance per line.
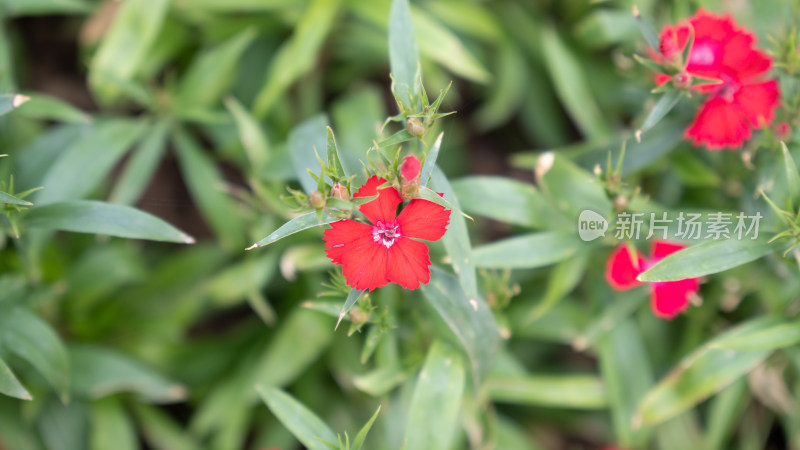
[2, 0, 800, 449]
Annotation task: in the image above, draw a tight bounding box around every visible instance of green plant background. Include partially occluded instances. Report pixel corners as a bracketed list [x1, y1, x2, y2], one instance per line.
[2, 0, 800, 449]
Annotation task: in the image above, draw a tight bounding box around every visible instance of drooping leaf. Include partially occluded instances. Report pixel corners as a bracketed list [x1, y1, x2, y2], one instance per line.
[404, 340, 465, 450]
[256, 385, 338, 450]
[0, 93, 29, 115]
[23, 200, 195, 244]
[638, 237, 777, 282]
[421, 267, 500, 386]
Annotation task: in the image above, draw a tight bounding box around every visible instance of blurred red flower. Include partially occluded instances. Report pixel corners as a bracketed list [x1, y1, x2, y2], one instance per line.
[323, 176, 450, 291]
[605, 240, 699, 318]
[656, 9, 779, 150]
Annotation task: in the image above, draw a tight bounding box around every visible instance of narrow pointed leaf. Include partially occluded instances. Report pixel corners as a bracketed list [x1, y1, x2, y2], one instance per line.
[225, 96, 270, 171]
[782, 142, 800, 207]
[247, 211, 338, 249]
[486, 374, 607, 409]
[352, 405, 381, 450]
[23, 200, 195, 244]
[0, 191, 32, 206]
[420, 132, 443, 187]
[639, 90, 683, 134]
[326, 127, 347, 178]
[256, 385, 337, 450]
[109, 121, 169, 205]
[388, 0, 419, 106]
[288, 114, 329, 194]
[0, 356, 32, 401]
[0, 94, 29, 115]
[335, 289, 363, 330]
[638, 237, 777, 282]
[472, 232, 581, 269]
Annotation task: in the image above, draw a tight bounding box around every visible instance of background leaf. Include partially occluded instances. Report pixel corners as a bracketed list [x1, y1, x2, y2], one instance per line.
[257, 385, 338, 450]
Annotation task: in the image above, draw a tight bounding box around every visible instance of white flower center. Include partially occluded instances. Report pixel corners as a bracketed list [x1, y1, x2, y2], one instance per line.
[372, 221, 401, 248]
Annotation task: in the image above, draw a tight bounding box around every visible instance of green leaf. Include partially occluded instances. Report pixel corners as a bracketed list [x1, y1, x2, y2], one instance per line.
[537, 152, 612, 221]
[256, 385, 337, 450]
[638, 237, 777, 282]
[37, 119, 147, 204]
[109, 121, 169, 205]
[225, 97, 271, 172]
[404, 340, 465, 450]
[88, 0, 169, 103]
[132, 403, 202, 450]
[782, 142, 800, 208]
[634, 317, 782, 426]
[704, 379, 748, 450]
[388, 0, 419, 106]
[246, 211, 338, 249]
[0, 191, 32, 206]
[335, 289, 363, 330]
[486, 374, 607, 409]
[23, 200, 195, 244]
[253, 0, 341, 117]
[420, 132, 443, 187]
[526, 251, 589, 321]
[89, 398, 138, 450]
[375, 129, 414, 150]
[472, 232, 581, 269]
[2, 0, 91, 15]
[633, 6, 660, 50]
[540, 26, 610, 141]
[712, 319, 800, 351]
[0, 307, 69, 401]
[421, 267, 500, 386]
[173, 0, 295, 11]
[431, 167, 479, 298]
[69, 344, 186, 402]
[597, 319, 653, 448]
[452, 176, 567, 229]
[0, 94, 29, 115]
[412, 8, 490, 83]
[639, 90, 683, 134]
[14, 93, 89, 123]
[288, 114, 329, 194]
[325, 127, 347, 178]
[352, 405, 381, 450]
[37, 398, 89, 450]
[173, 127, 245, 250]
[252, 309, 334, 388]
[0, 356, 32, 401]
[175, 28, 257, 109]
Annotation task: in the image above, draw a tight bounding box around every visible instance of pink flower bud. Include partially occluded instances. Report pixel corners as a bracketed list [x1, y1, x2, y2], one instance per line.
[775, 121, 792, 140]
[400, 155, 421, 198]
[330, 183, 350, 201]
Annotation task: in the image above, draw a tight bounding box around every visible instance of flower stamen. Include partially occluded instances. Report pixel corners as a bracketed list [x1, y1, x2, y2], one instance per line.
[372, 221, 401, 248]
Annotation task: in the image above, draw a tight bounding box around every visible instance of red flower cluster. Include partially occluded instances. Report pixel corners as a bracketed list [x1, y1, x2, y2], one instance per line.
[605, 240, 700, 319]
[323, 175, 450, 291]
[656, 9, 780, 150]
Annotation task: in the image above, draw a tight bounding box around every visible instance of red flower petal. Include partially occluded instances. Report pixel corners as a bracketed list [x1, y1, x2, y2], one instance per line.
[605, 245, 645, 291]
[355, 176, 402, 225]
[386, 237, 431, 290]
[324, 219, 390, 291]
[323, 219, 372, 264]
[651, 278, 698, 318]
[735, 79, 780, 128]
[650, 239, 686, 260]
[685, 95, 751, 150]
[721, 34, 771, 80]
[395, 199, 451, 241]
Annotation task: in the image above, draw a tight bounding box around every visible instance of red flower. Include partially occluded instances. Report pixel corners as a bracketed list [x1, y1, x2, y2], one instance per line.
[656, 9, 780, 150]
[323, 176, 450, 291]
[605, 240, 700, 319]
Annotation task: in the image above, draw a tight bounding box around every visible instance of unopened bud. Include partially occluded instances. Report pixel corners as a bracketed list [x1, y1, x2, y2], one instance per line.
[775, 121, 792, 140]
[406, 117, 425, 138]
[400, 155, 421, 198]
[309, 190, 325, 209]
[613, 194, 629, 212]
[349, 306, 367, 324]
[330, 183, 350, 201]
[672, 71, 692, 89]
